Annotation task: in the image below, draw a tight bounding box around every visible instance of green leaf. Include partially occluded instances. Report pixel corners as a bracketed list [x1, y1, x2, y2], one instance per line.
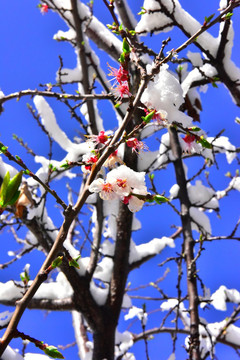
[44, 345, 65, 359]
[0, 171, 10, 207]
[5, 171, 23, 206]
[7, 190, 20, 206]
[154, 195, 169, 204]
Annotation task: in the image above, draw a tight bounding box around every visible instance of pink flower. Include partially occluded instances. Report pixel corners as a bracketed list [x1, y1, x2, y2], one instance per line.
[108, 64, 129, 85]
[40, 4, 49, 14]
[144, 108, 167, 124]
[104, 150, 124, 168]
[97, 131, 109, 144]
[126, 137, 148, 154]
[82, 152, 99, 172]
[86, 130, 109, 146]
[182, 134, 201, 154]
[113, 82, 132, 100]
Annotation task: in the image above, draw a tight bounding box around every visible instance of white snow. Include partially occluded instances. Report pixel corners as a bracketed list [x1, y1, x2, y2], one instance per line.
[90, 281, 108, 306]
[207, 136, 236, 164]
[187, 180, 219, 209]
[93, 257, 113, 282]
[1, 347, 24, 360]
[115, 330, 133, 357]
[230, 177, 240, 192]
[141, 65, 192, 127]
[210, 285, 240, 311]
[0, 157, 18, 178]
[169, 184, 180, 199]
[0, 310, 13, 327]
[187, 51, 203, 67]
[190, 207, 211, 235]
[181, 64, 217, 98]
[129, 236, 175, 264]
[124, 306, 148, 325]
[0, 272, 72, 302]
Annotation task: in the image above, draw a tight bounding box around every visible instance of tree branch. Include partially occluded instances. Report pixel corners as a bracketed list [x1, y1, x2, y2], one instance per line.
[169, 125, 200, 360]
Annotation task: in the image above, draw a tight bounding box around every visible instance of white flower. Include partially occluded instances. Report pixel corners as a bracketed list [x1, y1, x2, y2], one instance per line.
[89, 178, 117, 201]
[123, 187, 148, 213]
[112, 178, 131, 197]
[107, 165, 147, 192]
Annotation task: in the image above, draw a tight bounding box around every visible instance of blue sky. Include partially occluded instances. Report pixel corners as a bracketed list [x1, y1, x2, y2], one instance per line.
[0, 1, 240, 359]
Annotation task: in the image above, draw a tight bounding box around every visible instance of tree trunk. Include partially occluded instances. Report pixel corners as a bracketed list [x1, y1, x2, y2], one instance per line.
[92, 320, 116, 360]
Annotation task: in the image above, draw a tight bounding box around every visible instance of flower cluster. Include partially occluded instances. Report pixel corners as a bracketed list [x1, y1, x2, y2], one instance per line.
[89, 165, 148, 212]
[108, 65, 131, 100]
[82, 151, 99, 172]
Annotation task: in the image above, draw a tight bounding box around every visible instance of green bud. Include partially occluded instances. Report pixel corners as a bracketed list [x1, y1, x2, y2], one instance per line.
[69, 255, 81, 269]
[51, 256, 63, 269]
[0, 171, 10, 207]
[43, 345, 64, 359]
[122, 38, 131, 54]
[141, 110, 155, 124]
[204, 13, 215, 24]
[197, 136, 212, 149]
[0, 143, 8, 154]
[15, 155, 22, 161]
[5, 171, 23, 205]
[0, 171, 22, 208]
[119, 53, 125, 64]
[188, 127, 201, 132]
[60, 161, 70, 169]
[138, 7, 146, 15]
[224, 12, 233, 20]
